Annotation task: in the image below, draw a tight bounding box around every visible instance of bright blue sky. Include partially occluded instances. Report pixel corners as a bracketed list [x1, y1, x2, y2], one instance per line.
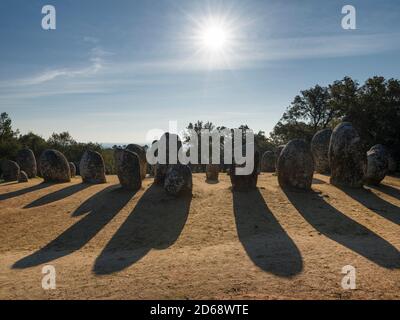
[0, 0, 399, 144]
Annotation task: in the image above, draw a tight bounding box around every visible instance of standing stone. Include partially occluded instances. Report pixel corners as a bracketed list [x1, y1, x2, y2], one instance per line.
[230, 150, 260, 191]
[39, 149, 71, 183]
[69, 162, 76, 177]
[154, 164, 169, 185]
[275, 145, 286, 172]
[152, 133, 183, 184]
[126, 144, 148, 180]
[261, 151, 275, 172]
[164, 164, 193, 196]
[311, 129, 332, 174]
[329, 122, 365, 188]
[364, 144, 388, 185]
[114, 149, 142, 191]
[1, 160, 20, 182]
[18, 171, 29, 183]
[277, 139, 314, 190]
[206, 164, 219, 181]
[16, 148, 37, 178]
[79, 150, 106, 184]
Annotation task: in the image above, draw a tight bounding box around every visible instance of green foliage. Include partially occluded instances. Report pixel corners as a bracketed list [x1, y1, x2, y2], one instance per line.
[271, 76, 400, 162]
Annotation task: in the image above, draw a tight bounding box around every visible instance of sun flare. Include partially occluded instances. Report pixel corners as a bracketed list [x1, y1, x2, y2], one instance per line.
[199, 23, 230, 53]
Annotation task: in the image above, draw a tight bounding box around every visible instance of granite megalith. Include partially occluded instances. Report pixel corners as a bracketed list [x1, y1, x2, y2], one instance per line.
[39, 149, 71, 183]
[311, 128, 332, 174]
[114, 148, 142, 191]
[164, 164, 193, 196]
[329, 122, 366, 188]
[277, 139, 314, 190]
[364, 144, 388, 185]
[16, 148, 37, 178]
[79, 150, 106, 184]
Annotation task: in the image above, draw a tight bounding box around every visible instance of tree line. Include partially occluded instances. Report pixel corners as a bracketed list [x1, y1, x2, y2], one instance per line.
[1, 75, 399, 177]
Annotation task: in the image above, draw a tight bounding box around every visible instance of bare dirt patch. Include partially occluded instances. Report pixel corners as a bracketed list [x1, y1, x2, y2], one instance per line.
[0, 173, 399, 299]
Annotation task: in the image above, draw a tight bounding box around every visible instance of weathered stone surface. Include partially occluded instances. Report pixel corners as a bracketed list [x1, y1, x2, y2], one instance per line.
[206, 164, 219, 181]
[126, 144, 148, 180]
[154, 163, 169, 185]
[114, 149, 142, 191]
[164, 164, 193, 196]
[18, 170, 29, 183]
[364, 144, 388, 185]
[16, 148, 37, 178]
[261, 151, 275, 172]
[311, 129, 332, 174]
[39, 149, 71, 183]
[329, 122, 366, 188]
[230, 151, 260, 191]
[79, 150, 106, 184]
[277, 139, 314, 190]
[152, 133, 183, 184]
[69, 162, 76, 177]
[1, 160, 20, 182]
[275, 145, 286, 171]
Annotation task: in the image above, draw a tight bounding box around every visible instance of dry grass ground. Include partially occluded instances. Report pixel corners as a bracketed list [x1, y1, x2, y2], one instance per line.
[0, 173, 399, 299]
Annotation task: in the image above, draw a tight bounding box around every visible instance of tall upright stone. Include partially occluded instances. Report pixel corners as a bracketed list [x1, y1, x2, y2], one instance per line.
[164, 164, 192, 196]
[206, 164, 219, 181]
[230, 150, 260, 191]
[16, 148, 37, 178]
[261, 151, 275, 172]
[311, 128, 332, 174]
[1, 160, 20, 182]
[152, 133, 182, 184]
[69, 162, 76, 178]
[114, 148, 142, 191]
[39, 149, 71, 183]
[126, 144, 147, 180]
[329, 122, 365, 188]
[364, 144, 388, 186]
[277, 139, 314, 190]
[79, 150, 106, 184]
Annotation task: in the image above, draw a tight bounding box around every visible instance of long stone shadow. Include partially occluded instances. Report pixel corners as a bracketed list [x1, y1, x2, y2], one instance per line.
[24, 183, 91, 208]
[284, 189, 400, 269]
[93, 184, 192, 275]
[339, 186, 400, 226]
[0, 182, 51, 201]
[370, 183, 400, 201]
[13, 185, 135, 269]
[232, 189, 303, 277]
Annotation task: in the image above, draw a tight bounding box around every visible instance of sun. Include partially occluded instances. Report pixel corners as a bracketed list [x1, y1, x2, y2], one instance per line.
[199, 23, 230, 53]
[186, 14, 239, 68]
